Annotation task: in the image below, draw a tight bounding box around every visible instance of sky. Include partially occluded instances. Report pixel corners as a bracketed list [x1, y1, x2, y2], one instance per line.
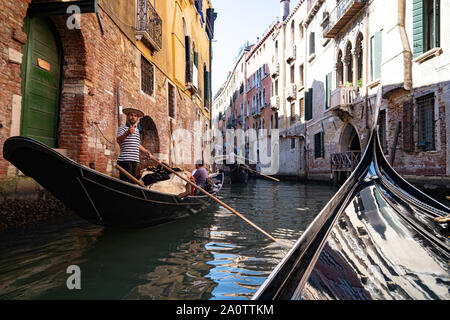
[211, 0, 300, 98]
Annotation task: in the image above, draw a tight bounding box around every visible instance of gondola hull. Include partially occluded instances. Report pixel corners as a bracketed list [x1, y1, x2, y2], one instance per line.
[253, 91, 450, 300]
[3, 137, 223, 228]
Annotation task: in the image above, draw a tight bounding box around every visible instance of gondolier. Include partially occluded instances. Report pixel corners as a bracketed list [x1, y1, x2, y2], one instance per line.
[116, 107, 152, 183]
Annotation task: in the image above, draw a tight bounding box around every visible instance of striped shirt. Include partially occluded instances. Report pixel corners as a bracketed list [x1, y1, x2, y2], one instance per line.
[117, 125, 141, 162]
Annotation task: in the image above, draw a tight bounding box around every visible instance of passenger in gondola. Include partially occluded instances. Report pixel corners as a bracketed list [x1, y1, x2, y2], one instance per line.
[193, 161, 210, 194]
[116, 108, 152, 183]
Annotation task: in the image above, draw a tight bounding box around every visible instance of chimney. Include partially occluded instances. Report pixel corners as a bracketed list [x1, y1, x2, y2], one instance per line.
[280, 0, 290, 21]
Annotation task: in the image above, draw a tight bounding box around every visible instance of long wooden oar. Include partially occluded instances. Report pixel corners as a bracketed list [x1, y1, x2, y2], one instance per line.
[240, 165, 280, 182]
[115, 165, 146, 188]
[149, 157, 279, 243]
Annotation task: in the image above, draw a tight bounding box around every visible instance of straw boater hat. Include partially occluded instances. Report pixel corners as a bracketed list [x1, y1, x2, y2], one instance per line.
[122, 107, 144, 118]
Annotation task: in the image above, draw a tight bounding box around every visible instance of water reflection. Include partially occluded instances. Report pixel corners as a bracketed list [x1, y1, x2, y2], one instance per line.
[300, 184, 450, 300]
[0, 180, 337, 300]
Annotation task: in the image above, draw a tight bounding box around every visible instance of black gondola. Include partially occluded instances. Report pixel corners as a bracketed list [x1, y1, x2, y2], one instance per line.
[3, 137, 224, 229]
[253, 90, 450, 300]
[228, 163, 249, 184]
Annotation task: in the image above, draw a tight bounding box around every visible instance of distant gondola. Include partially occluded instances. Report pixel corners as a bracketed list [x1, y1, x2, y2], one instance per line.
[228, 163, 249, 184]
[253, 90, 450, 300]
[3, 137, 224, 229]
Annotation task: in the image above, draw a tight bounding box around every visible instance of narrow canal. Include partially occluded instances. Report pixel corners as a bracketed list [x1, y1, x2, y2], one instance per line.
[0, 180, 338, 300]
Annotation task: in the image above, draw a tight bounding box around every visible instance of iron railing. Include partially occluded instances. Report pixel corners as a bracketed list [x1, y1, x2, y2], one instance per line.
[331, 151, 361, 171]
[136, 0, 162, 52]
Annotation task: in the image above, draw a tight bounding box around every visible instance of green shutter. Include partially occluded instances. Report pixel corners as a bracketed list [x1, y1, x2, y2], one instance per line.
[321, 131, 324, 158]
[314, 132, 324, 159]
[374, 31, 382, 80]
[305, 89, 313, 121]
[412, 0, 425, 58]
[194, 51, 198, 67]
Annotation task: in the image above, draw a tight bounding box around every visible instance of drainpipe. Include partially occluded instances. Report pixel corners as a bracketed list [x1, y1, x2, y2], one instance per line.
[398, 0, 412, 91]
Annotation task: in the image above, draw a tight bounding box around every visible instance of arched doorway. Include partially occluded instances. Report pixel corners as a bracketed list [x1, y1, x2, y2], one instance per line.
[139, 116, 160, 169]
[21, 15, 62, 148]
[333, 124, 361, 183]
[340, 124, 361, 152]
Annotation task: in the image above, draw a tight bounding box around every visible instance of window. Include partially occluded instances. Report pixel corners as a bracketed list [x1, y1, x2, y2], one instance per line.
[291, 138, 296, 150]
[325, 72, 332, 109]
[168, 82, 176, 118]
[299, 98, 305, 119]
[141, 55, 154, 96]
[309, 32, 315, 55]
[370, 31, 382, 81]
[314, 131, 325, 159]
[417, 93, 435, 151]
[299, 64, 304, 87]
[275, 112, 279, 129]
[290, 103, 296, 123]
[413, 0, 440, 57]
[290, 64, 295, 84]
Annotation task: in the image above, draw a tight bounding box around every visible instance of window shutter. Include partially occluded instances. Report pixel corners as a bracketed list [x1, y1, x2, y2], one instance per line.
[305, 89, 313, 121]
[374, 31, 382, 80]
[185, 36, 192, 83]
[435, 0, 440, 48]
[412, 0, 425, 58]
[185, 36, 191, 61]
[194, 51, 198, 68]
[320, 132, 324, 158]
[314, 132, 324, 159]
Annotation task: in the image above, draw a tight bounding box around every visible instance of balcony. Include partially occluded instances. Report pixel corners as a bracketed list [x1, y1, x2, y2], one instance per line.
[271, 63, 280, 78]
[331, 151, 361, 172]
[286, 84, 297, 101]
[323, 0, 366, 39]
[286, 45, 296, 63]
[270, 96, 280, 111]
[136, 0, 162, 53]
[329, 86, 359, 121]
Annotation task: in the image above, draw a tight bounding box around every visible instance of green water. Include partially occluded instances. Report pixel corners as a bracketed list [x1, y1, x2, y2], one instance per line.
[0, 180, 338, 300]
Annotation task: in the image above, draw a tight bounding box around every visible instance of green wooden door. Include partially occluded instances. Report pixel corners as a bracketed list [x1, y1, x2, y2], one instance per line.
[21, 16, 61, 148]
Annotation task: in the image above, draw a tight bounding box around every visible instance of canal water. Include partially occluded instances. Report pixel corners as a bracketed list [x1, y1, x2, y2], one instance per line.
[0, 180, 338, 300]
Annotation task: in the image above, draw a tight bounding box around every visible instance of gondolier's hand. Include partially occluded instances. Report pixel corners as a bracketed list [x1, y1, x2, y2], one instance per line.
[144, 150, 152, 159]
[128, 124, 136, 135]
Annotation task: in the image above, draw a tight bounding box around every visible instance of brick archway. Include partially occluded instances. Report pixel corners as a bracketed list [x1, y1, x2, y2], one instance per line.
[139, 115, 160, 169]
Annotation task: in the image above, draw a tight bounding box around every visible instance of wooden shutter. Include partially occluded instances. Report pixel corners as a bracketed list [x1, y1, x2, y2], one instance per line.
[185, 36, 192, 83]
[435, 0, 440, 48]
[305, 89, 313, 121]
[412, 0, 425, 58]
[314, 132, 324, 159]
